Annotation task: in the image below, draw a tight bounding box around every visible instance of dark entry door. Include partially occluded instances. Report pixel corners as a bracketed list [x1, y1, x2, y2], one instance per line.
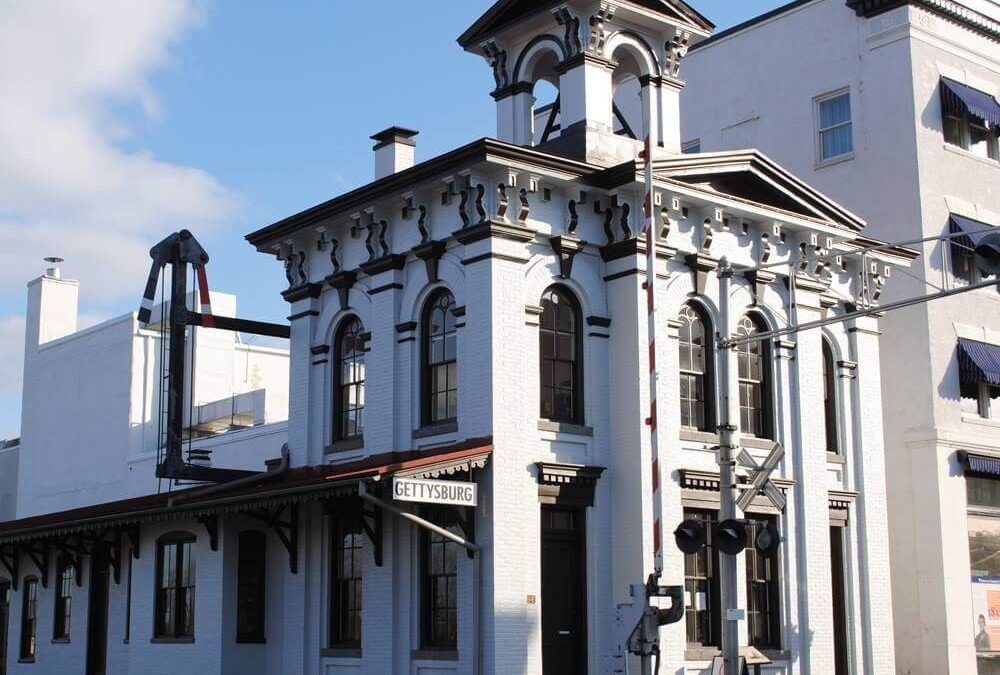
[86, 549, 110, 675]
[0, 580, 10, 675]
[541, 507, 587, 675]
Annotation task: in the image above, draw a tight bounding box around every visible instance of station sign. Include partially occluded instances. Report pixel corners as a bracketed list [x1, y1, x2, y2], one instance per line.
[392, 477, 478, 507]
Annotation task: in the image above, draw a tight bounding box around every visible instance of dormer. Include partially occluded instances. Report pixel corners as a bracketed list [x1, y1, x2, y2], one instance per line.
[459, 0, 713, 166]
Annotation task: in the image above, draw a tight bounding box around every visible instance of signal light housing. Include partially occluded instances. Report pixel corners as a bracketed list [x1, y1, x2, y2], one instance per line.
[715, 519, 748, 555]
[674, 519, 707, 555]
[755, 522, 781, 557]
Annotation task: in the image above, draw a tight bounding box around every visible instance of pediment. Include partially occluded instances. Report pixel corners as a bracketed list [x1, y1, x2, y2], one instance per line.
[653, 150, 866, 232]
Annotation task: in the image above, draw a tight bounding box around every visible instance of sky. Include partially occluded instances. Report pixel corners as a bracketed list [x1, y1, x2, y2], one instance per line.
[0, 0, 791, 439]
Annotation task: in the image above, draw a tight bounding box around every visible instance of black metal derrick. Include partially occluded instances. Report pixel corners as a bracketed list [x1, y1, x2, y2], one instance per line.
[246, 504, 299, 574]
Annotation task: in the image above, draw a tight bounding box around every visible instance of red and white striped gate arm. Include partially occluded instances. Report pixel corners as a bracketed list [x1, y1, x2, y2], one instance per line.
[641, 133, 664, 576]
[195, 265, 215, 328]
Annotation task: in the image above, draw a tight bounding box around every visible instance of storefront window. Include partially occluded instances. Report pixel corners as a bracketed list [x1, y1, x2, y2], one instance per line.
[968, 478, 1000, 673]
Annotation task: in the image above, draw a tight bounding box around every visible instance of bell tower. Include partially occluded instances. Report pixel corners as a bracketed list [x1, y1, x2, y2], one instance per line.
[459, 0, 713, 166]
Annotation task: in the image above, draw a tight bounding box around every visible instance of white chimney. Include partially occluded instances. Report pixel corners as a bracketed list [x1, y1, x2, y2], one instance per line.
[371, 127, 418, 180]
[25, 258, 78, 348]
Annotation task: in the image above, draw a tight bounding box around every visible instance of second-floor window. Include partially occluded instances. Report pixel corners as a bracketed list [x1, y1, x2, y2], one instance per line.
[736, 315, 773, 439]
[539, 287, 582, 423]
[53, 557, 74, 641]
[155, 534, 196, 640]
[679, 303, 714, 432]
[423, 290, 458, 425]
[333, 317, 366, 441]
[816, 90, 853, 162]
[942, 78, 999, 161]
[823, 339, 839, 454]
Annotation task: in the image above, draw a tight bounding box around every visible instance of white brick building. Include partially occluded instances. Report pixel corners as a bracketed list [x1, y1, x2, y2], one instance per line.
[680, 2, 1000, 673]
[0, 2, 911, 674]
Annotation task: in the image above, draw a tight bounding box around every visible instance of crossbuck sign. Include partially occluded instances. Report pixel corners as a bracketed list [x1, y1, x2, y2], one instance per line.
[735, 443, 786, 513]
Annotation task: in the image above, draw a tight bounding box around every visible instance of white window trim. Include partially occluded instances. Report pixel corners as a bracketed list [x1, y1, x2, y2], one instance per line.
[814, 88, 854, 167]
[944, 110, 1000, 161]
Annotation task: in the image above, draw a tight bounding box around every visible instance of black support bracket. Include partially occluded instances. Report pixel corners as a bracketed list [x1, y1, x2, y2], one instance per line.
[197, 514, 220, 552]
[361, 501, 384, 568]
[0, 544, 19, 591]
[23, 540, 50, 588]
[248, 504, 299, 574]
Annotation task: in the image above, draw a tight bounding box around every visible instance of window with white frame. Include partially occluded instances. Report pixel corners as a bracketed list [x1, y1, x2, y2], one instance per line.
[816, 91, 853, 162]
[942, 79, 1000, 161]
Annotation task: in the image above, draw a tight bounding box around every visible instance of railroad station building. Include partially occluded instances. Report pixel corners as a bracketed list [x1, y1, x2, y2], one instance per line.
[1, 2, 912, 674]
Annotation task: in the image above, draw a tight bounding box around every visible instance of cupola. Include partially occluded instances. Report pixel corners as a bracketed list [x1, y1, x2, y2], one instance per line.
[459, 0, 713, 165]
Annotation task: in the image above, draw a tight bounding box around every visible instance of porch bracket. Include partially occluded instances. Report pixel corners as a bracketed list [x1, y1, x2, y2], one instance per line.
[0, 544, 19, 591]
[198, 514, 220, 552]
[248, 504, 299, 574]
[361, 499, 384, 568]
[24, 540, 50, 588]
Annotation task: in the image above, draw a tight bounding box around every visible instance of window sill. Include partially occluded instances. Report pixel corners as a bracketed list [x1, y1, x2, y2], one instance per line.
[18, 658, 35, 664]
[325, 437, 364, 454]
[685, 647, 789, 662]
[963, 413, 1000, 428]
[815, 151, 854, 170]
[678, 429, 775, 451]
[412, 649, 459, 661]
[51, 638, 71, 644]
[236, 638, 266, 645]
[827, 452, 847, 465]
[413, 420, 458, 439]
[537, 419, 593, 436]
[322, 647, 362, 659]
[943, 142, 999, 167]
[151, 637, 195, 644]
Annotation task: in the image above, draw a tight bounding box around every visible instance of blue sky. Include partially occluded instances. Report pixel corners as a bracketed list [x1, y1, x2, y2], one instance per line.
[0, 0, 790, 439]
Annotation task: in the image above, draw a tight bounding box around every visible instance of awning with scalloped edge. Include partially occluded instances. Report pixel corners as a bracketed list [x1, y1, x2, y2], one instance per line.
[959, 338, 1000, 387]
[941, 77, 1000, 127]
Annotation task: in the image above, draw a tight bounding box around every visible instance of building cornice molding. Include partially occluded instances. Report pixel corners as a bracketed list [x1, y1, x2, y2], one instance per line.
[850, 0, 1000, 40]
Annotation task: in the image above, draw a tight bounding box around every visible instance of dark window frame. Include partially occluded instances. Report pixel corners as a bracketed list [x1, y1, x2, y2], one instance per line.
[52, 556, 74, 641]
[19, 576, 37, 662]
[329, 516, 363, 648]
[682, 510, 782, 651]
[678, 303, 716, 432]
[736, 314, 774, 439]
[154, 533, 196, 641]
[822, 339, 839, 454]
[539, 286, 584, 424]
[332, 316, 366, 442]
[421, 289, 458, 426]
[420, 510, 461, 652]
[236, 531, 267, 644]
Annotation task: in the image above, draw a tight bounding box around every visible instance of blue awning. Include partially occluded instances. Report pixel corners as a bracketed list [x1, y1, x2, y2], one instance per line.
[951, 213, 998, 249]
[961, 451, 1000, 477]
[941, 77, 1000, 127]
[959, 338, 1000, 387]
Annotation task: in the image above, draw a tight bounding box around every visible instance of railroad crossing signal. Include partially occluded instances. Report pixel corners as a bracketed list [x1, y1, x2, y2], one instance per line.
[735, 443, 786, 513]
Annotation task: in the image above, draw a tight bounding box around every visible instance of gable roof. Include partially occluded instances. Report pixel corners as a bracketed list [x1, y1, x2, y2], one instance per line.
[651, 150, 867, 232]
[458, 0, 714, 49]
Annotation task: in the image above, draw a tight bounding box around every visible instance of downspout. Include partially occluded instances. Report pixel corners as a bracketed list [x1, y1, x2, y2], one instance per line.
[167, 443, 291, 508]
[357, 482, 482, 675]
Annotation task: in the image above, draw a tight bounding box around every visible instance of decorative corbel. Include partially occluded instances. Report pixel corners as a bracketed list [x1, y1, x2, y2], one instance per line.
[620, 202, 632, 240]
[567, 199, 579, 235]
[326, 270, 358, 311]
[496, 183, 509, 222]
[602, 206, 616, 245]
[483, 41, 509, 90]
[413, 240, 448, 284]
[745, 270, 777, 306]
[197, 514, 219, 552]
[665, 28, 692, 79]
[553, 7, 582, 57]
[518, 188, 530, 225]
[587, 5, 615, 54]
[549, 234, 586, 279]
[363, 211, 377, 262]
[685, 253, 719, 295]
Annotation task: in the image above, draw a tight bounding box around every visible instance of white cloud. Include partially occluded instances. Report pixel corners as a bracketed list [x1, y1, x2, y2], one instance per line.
[0, 0, 237, 302]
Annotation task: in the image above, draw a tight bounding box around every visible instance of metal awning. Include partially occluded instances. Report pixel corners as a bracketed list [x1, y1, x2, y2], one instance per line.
[951, 214, 997, 246]
[941, 77, 1000, 127]
[960, 451, 1000, 477]
[958, 338, 1000, 387]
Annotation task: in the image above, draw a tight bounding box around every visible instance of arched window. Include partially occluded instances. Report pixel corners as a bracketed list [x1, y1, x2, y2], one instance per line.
[736, 315, 773, 439]
[823, 339, 839, 454]
[679, 304, 714, 431]
[333, 317, 366, 441]
[53, 556, 74, 641]
[423, 290, 458, 425]
[539, 287, 583, 423]
[611, 47, 645, 140]
[155, 533, 196, 640]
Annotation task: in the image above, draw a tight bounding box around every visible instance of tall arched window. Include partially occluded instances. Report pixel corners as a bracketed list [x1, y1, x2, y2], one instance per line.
[736, 315, 773, 439]
[823, 339, 839, 454]
[333, 317, 366, 441]
[423, 290, 458, 425]
[679, 303, 714, 431]
[539, 287, 583, 423]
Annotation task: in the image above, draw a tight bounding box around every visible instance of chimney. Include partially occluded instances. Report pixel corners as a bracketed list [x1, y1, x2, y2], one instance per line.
[371, 127, 418, 180]
[25, 257, 78, 348]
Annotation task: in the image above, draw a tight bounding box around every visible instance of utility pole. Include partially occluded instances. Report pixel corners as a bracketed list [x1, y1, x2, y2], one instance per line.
[717, 257, 742, 675]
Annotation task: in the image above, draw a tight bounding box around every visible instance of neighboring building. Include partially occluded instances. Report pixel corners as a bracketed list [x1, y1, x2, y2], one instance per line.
[0, 2, 912, 674]
[0, 439, 18, 522]
[681, 1, 1000, 673]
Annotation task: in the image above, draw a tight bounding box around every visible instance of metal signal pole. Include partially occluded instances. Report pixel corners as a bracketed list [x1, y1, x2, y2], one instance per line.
[717, 258, 742, 675]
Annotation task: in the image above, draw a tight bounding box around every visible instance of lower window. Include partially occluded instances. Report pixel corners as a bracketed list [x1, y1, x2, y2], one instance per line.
[683, 510, 782, 651]
[19, 577, 37, 661]
[968, 480, 1000, 670]
[421, 518, 461, 651]
[155, 535, 196, 640]
[236, 531, 266, 643]
[329, 518, 363, 647]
